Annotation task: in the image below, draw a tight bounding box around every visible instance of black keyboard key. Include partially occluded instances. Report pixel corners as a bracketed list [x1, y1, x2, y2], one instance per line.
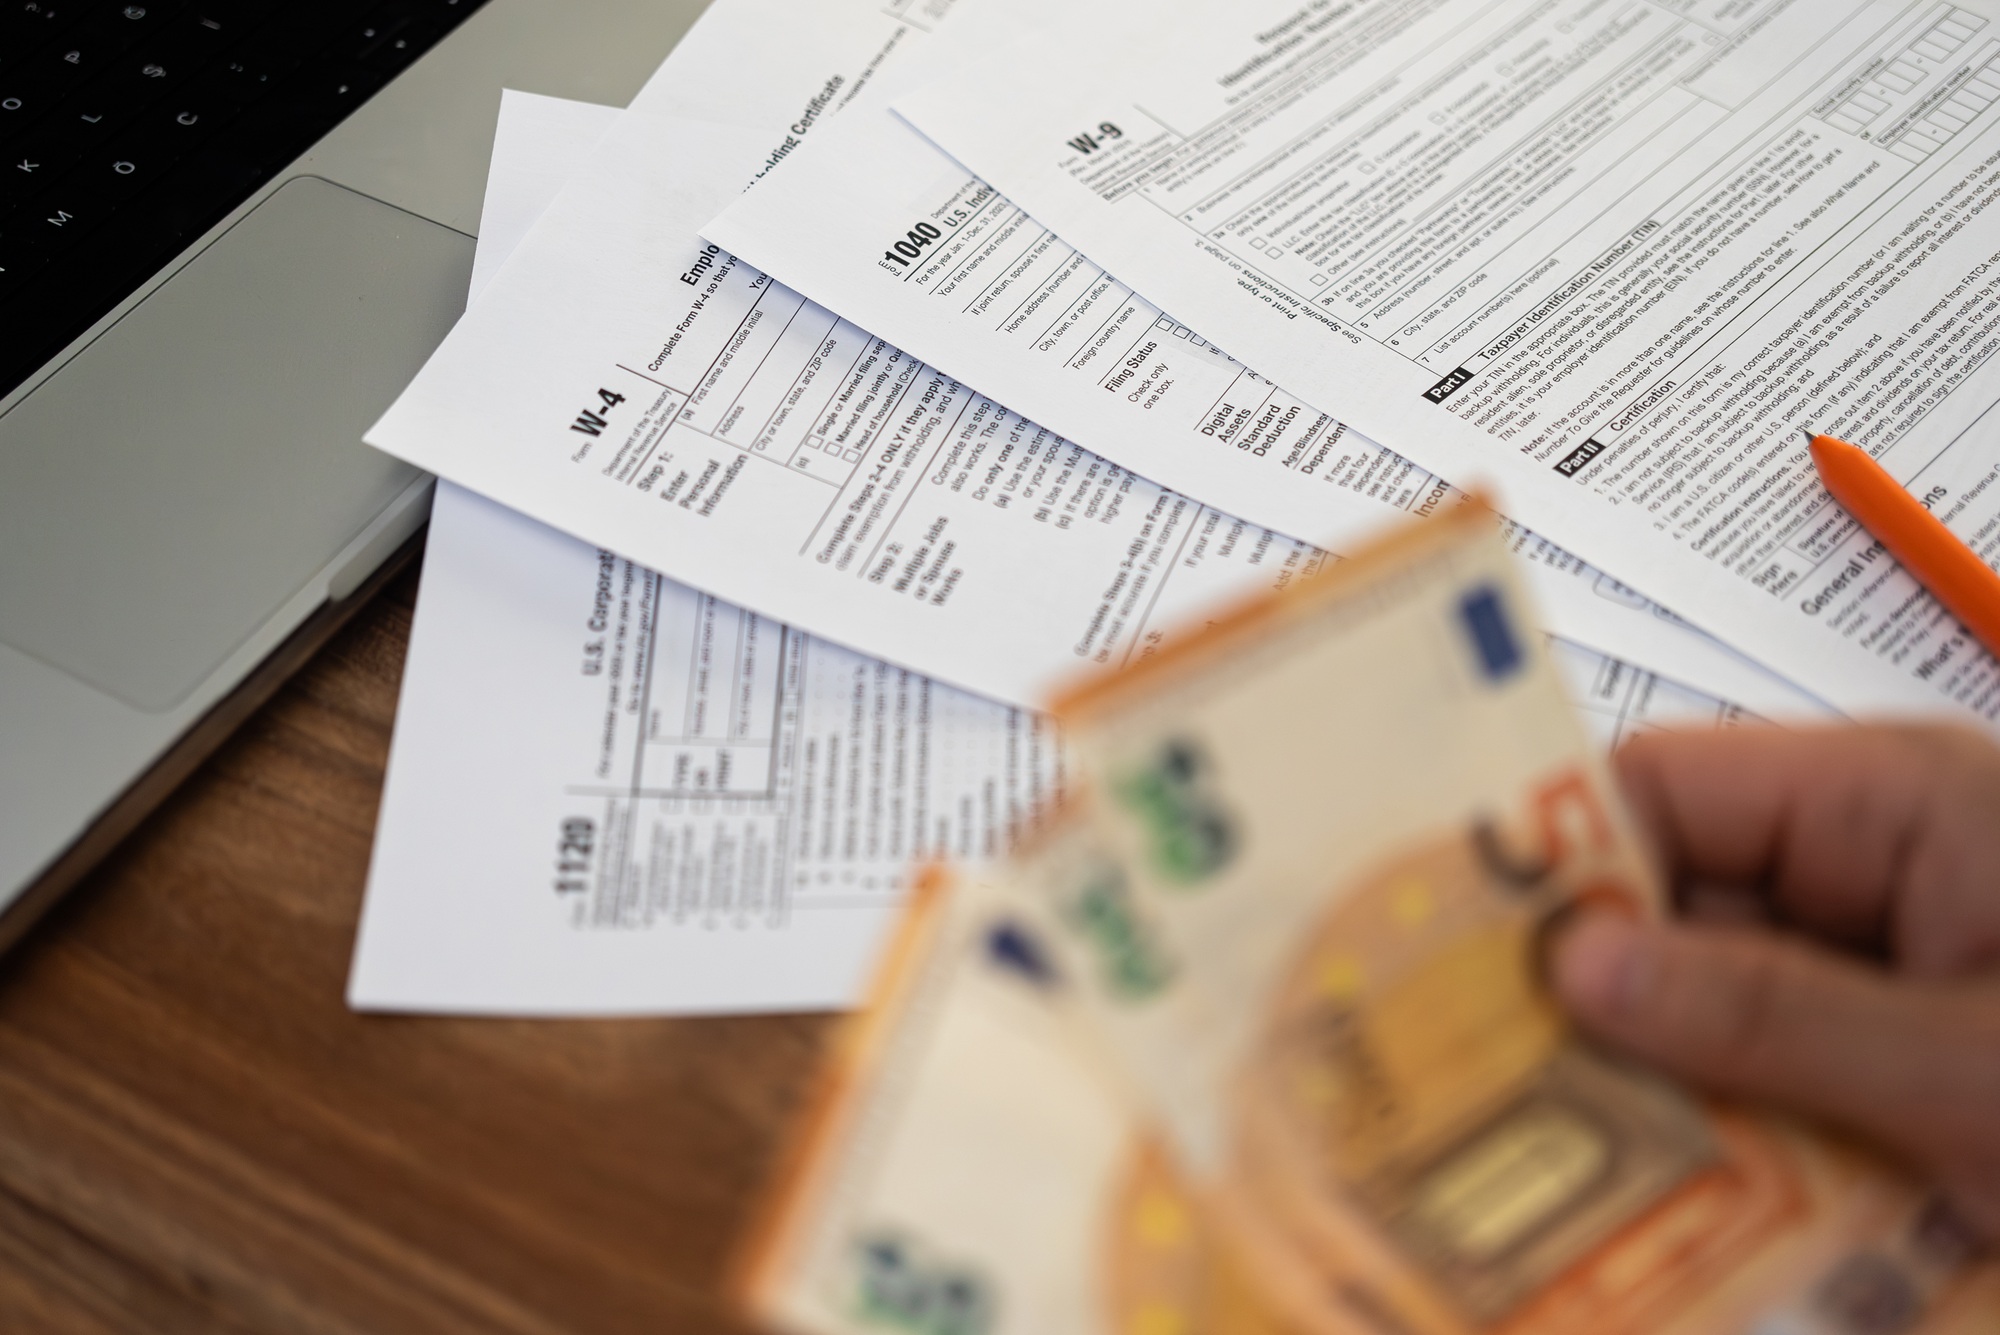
[362, 11, 461, 76]
[148, 7, 246, 62]
[0, 0, 493, 401]
[83, 46, 198, 109]
[17, 8, 190, 112]
[0, 92, 51, 150]
[0, 53, 88, 137]
[7, 188, 97, 256]
[133, 141, 258, 236]
[0, 198, 175, 364]
[0, 157, 45, 210]
[41, 88, 151, 160]
[65, 140, 179, 204]
[197, 46, 296, 103]
[1, 2, 86, 56]
[0, 124, 72, 204]
[348, 11, 415, 60]
[0, 88, 45, 144]
[40, 28, 140, 74]
[0, 233, 46, 301]
[186, 0, 261, 29]
[65, 3, 193, 53]
[131, 94, 234, 153]
[232, 7, 356, 62]
[323, 61, 391, 104]
[55, 21, 232, 140]
[11, 37, 138, 125]
[76, 100, 223, 196]
[15, 104, 98, 151]
[238, 60, 389, 154]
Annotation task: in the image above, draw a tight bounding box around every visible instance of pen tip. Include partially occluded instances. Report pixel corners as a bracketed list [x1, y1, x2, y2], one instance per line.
[1801, 428, 1817, 444]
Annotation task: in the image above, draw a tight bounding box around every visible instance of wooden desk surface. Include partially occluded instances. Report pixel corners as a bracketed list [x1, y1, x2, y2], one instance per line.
[0, 566, 829, 1334]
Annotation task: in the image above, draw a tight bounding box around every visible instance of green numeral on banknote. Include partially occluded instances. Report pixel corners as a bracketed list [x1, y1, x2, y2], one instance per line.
[850, 1234, 993, 1335]
[1114, 738, 1237, 885]
[1060, 864, 1176, 1001]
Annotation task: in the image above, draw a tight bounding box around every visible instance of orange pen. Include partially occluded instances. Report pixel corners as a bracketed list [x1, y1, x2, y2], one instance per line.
[1805, 430, 2000, 661]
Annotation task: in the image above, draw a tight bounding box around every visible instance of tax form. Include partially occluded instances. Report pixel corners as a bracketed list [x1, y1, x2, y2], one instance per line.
[352, 484, 1062, 1014]
[362, 0, 1822, 717]
[352, 90, 1755, 1016]
[365, 0, 1370, 712]
[894, 0, 2000, 723]
[352, 92, 1062, 1015]
[699, 5, 1819, 716]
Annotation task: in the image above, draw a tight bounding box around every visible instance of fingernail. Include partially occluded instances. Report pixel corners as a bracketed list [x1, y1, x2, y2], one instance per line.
[1552, 913, 1654, 1020]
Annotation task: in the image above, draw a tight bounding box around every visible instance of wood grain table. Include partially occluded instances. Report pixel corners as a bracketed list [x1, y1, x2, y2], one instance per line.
[0, 562, 830, 1334]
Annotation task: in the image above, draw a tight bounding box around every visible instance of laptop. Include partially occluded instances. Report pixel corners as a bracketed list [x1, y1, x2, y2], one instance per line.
[0, 0, 709, 951]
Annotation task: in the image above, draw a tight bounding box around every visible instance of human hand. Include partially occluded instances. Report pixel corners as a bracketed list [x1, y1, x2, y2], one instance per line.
[1549, 724, 2000, 1238]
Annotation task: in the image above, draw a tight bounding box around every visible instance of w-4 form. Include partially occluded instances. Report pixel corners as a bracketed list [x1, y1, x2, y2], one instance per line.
[899, 0, 2000, 724]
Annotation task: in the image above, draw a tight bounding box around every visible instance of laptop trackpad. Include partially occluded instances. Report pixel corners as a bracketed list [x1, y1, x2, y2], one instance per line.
[0, 177, 471, 712]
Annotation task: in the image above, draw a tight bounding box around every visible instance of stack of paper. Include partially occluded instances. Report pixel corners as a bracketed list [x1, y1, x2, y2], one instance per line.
[352, 0, 2000, 1017]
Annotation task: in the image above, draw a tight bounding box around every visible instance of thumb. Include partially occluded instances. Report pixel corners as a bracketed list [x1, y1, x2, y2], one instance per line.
[1548, 912, 1988, 1172]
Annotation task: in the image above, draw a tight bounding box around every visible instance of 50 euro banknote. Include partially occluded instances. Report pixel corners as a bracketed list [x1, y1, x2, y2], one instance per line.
[738, 502, 1997, 1334]
[732, 863, 1295, 1335]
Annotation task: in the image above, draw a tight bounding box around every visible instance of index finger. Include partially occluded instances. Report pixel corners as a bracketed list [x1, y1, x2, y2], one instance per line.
[1613, 724, 2000, 973]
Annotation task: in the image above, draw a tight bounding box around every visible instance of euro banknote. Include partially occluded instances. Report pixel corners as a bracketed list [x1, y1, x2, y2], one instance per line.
[734, 862, 1299, 1335]
[740, 503, 1998, 1333]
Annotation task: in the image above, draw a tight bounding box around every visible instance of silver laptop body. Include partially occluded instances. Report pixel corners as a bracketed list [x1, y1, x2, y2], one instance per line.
[0, 0, 709, 949]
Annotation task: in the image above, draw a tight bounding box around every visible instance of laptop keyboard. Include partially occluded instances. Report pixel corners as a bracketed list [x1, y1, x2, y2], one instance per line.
[0, 0, 490, 400]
